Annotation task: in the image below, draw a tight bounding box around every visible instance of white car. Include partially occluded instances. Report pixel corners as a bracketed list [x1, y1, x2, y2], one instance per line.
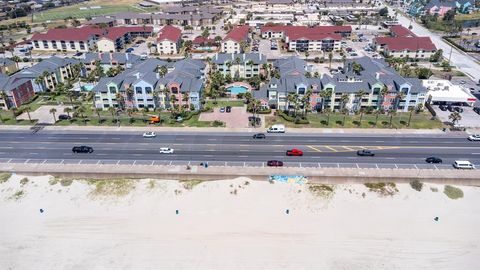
[468, 134, 480, 141]
[159, 147, 174, 154]
[143, 131, 156, 138]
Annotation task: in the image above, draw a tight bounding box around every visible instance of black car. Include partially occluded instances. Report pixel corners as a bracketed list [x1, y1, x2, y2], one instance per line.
[425, 157, 442, 163]
[474, 107, 480, 114]
[454, 107, 464, 113]
[267, 160, 283, 167]
[58, 114, 71, 120]
[357, 149, 375, 156]
[72, 146, 94, 153]
[447, 105, 454, 112]
[253, 133, 266, 139]
[439, 105, 447, 111]
[226, 106, 232, 113]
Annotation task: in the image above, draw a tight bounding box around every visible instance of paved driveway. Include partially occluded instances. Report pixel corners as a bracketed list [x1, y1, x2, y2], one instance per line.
[200, 107, 251, 128]
[18, 105, 71, 124]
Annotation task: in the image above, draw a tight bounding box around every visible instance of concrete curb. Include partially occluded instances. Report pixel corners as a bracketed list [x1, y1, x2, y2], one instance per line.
[2, 163, 480, 185]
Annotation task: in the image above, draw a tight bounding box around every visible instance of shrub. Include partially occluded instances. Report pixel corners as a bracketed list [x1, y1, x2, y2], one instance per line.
[409, 180, 423, 192]
[60, 179, 73, 186]
[212, 120, 223, 127]
[278, 111, 295, 122]
[294, 117, 309, 124]
[443, 185, 463, 199]
[20, 177, 29, 186]
[257, 108, 272, 114]
[365, 182, 398, 196]
[0, 173, 12, 183]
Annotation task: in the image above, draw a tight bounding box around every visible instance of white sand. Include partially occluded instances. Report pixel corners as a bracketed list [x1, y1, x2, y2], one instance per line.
[0, 174, 479, 270]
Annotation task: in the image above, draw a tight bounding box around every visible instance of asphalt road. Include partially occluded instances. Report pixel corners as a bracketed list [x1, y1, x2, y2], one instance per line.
[0, 129, 479, 167]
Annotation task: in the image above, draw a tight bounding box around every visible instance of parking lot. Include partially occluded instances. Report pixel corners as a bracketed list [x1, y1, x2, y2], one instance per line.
[199, 107, 251, 128]
[434, 104, 480, 127]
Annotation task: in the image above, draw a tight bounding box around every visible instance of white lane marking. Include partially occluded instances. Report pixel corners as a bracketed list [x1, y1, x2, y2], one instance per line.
[386, 157, 396, 159]
[202, 155, 213, 157]
[96, 154, 107, 156]
[472, 153, 480, 155]
[239, 155, 248, 158]
[375, 140, 385, 143]
[28, 153, 38, 155]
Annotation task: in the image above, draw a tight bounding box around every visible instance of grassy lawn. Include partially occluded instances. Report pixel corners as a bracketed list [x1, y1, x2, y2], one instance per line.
[206, 100, 245, 108]
[266, 112, 444, 129]
[30, 0, 159, 23]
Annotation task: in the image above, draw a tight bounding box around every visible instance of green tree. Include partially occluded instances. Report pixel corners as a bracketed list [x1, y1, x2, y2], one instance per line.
[407, 106, 415, 127]
[449, 111, 462, 125]
[49, 108, 57, 122]
[328, 52, 333, 70]
[24, 106, 32, 122]
[64, 107, 72, 118]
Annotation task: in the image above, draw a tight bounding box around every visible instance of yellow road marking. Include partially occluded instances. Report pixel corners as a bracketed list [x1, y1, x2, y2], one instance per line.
[325, 146, 338, 152]
[307, 145, 322, 152]
[342, 146, 354, 151]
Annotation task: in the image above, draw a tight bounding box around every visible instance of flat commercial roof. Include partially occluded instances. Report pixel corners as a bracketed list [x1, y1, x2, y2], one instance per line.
[424, 80, 477, 104]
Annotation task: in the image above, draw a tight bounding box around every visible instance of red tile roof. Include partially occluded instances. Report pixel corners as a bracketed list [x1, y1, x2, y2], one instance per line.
[261, 25, 352, 35]
[390, 25, 416, 37]
[32, 26, 153, 42]
[193, 36, 215, 45]
[31, 26, 105, 42]
[375, 37, 437, 51]
[157, 25, 182, 42]
[223, 25, 250, 42]
[102, 26, 153, 41]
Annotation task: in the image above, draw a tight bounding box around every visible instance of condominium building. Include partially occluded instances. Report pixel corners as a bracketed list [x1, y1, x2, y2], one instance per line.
[156, 25, 182, 55]
[211, 53, 267, 78]
[221, 25, 250, 54]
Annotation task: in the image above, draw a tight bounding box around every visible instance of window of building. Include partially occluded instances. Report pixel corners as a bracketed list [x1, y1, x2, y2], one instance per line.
[109, 86, 116, 93]
[42, 41, 48, 48]
[145, 87, 152, 94]
[69, 41, 75, 48]
[135, 87, 142, 94]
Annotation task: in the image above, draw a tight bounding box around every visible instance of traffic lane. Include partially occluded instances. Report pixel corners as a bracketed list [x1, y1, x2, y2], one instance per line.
[0, 133, 475, 147]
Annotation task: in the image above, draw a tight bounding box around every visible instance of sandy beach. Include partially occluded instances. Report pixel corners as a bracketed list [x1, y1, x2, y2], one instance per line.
[0, 174, 479, 270]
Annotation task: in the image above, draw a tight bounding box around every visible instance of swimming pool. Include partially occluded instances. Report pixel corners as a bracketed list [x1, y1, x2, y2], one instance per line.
[227, 85, 248, 94]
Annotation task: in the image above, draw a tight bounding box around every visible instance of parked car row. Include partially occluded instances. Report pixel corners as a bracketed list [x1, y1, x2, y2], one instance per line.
[439, 105, 463, 113]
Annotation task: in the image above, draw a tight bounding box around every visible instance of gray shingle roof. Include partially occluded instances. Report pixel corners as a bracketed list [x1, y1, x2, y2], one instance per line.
[212, 53, 267, 65]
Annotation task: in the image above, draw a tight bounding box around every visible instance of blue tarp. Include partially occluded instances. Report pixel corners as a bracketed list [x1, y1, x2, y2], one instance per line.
[269, 175, 308, 184]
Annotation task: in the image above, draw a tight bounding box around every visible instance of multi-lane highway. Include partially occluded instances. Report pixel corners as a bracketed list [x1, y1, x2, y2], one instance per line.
[0, 129, 479, 169]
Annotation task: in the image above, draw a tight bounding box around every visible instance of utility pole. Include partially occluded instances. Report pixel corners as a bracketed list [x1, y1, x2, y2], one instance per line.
[448, 44, 453, 63]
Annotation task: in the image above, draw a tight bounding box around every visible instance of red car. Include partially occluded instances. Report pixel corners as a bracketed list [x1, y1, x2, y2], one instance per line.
[267, 160, 284, 167]
[286, 148, 303, 156]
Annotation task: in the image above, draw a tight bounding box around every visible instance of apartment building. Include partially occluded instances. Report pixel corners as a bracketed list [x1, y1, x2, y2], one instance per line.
[15, 56, 79, 92]
[256, 57, 427, 112]
[31, 26, 153, 53]
[374, 36, 437, 59]
[156, 25, 182, 55]
[0, 73, 35, 110]
[221, 25, 250, 54]
[211, 53, 267, 78]
[82, 53, 141, 76]
[93, 59, 205, 110]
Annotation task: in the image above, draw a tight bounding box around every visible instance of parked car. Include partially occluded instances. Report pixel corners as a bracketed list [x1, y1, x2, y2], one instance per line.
[74, 52, 83, 57]
[253, 133, 266, 139]
[58, 114, 71, 120]
[126, 48, 134, 53]
[447, 105, 454, 112]
[439, 105, 447, 111]
[267, 160, 284, 167]
[219, 107, 225, 113]
[473, 107, 480, 114]
[357, 149, 375, 156]
[72, 145, 93, 153]
[143, 131, 156, 138]
[425, 157, 442, 163]
[468, 134, 480, 141]
[454, 107, 464, 113]
[159, 147, 174, 154]
[286, 148, 303, 156]
[226, 106, 232, 113]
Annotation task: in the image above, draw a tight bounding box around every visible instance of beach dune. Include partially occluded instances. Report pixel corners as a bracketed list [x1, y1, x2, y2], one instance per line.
[0, 174, 479, 269]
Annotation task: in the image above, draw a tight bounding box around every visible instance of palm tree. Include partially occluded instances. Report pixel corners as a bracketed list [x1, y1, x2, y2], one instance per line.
[108, 106, 116, 123]
[34, 75, 45, 91]
[67, 91, 75, 106]
[287, 92, 299, 117]
[262, 63, 269, 79]
[357, 108, 365, 127]
[328, 52, 333, 70]
[380, 85, 389, 110]
[182, 92, 189, 108]
[302, 89, 313, 117]
[95, 108, 102, 121]
[49, 108, 57, 122]
[158, 65, 168, 78]
[407, 106, 415, 127]
[341, 108, 348, 127]
[126, 86, 134, 105]
[76, 106, 86, 124]
[340, 93, 349, 111]
[449, 111, 462, 125]
[24, 106, 32, 122]
[246, 60, 254, 77]
[320, 88, 333, 112]
[11, 108, 17, 123]
[115, 92, 125, 110]
[394, 91, 406, 111]
[355, 89, 366, 111]
[63, 107, 72, 118]
[0, 91, 9, 109]
[374, 109, 381, 127]
[388, 110, 396, 128]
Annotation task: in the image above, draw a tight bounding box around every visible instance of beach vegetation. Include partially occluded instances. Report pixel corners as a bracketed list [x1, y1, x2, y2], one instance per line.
[430, 187, 439, 192]
[181, 180, 202, 190]
[308, 184, 335, 199]
[364, 182, 398, 196]
[409, 180, 423, 192]
[48, 178, 59, 185]
[20, 177, 29, 186]
[148, 180, 155, 189]
[86, 179, 136, 196]
[0, 173, 12, 183]
[11, 190, 25, 200]
[60, 179, 73, 187]
[443, 185, 463, 199]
